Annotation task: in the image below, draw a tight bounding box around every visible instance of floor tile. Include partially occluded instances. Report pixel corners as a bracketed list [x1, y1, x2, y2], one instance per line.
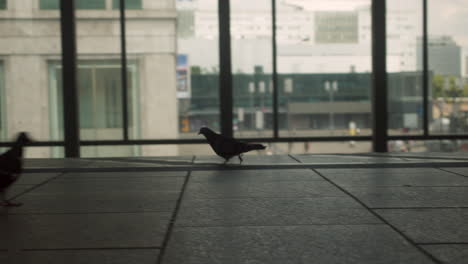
[0, 213, 171, 249]
[6, 249, 159, 264]
[7, 192, 179, 214]
[61, 171, 187, 178]
[185, 180, 347, 199]
[162, 225, 433, 264]
[15, 173, 61, 185]
[176, 197, 381, 226]
[317, 167, 445, 175]
[324, 172, 468, 187]
[190, 169, 323, 182]
[422, 245, 468, 264]
[343, 186, 468, 207]
[35, 177, 185, 193]
[443, 167, 468, 177]
[376, 209, 468, 243]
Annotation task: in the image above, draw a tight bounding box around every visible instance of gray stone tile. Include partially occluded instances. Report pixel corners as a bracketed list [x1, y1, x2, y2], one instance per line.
[15, 173, 61, 185]
[0, 213, 171, 249]
[7, 192, 179, 214]
[162, 225, 433, 264]
[344, 186, 468, 208]
[87, 160, 173, 168]
[176, 197, 381, 226]
[444, 167, 468, 177]
[23, 159, 92, 169]
[375, 209, 468, 243]
[4, 184, 35, 199]
[194, 155, 295, 165]
[33, 177, 185, 193]
[324, 172, 468, 187]
[294, 154, 408, 164]
[422, 245, 468, 264]
[318, 167, 444, 175]
[9, 249, 159, 264]
[61, 171, 187, 178]
[190, 169, 323, 182]
[185, 181, 347, 199]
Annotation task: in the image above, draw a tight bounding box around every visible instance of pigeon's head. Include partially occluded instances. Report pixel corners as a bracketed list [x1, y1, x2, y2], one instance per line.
[16, 132, 33, 145]
[198, 127, 212, 136]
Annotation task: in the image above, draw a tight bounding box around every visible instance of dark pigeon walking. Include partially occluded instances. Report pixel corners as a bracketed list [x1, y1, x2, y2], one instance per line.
[198, 127, 266, 164]
[0, 132, 32, 207]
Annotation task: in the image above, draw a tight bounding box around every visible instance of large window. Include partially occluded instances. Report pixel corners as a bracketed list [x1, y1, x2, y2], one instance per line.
[49, 61, 139, 157]
[0, 0, 6, 10]
[176, 0, 220, 141]
[231, 0, 273, 138]
[277, 0, 372, 146]
[428, 0, 468, 136]
[387, 0, 423, 137]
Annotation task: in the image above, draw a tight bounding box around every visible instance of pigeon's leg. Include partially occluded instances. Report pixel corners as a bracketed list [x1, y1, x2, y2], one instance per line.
[238, 154, 243, 164]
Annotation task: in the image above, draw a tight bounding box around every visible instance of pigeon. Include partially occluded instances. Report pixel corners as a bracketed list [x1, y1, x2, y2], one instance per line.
[0, 132, 32, 207]
[198, 127, 266, 164]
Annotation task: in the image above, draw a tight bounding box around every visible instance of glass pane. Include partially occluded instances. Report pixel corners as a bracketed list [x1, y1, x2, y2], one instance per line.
[428, 0, 468, 135]
[388, 140, 467, 153]
[0, 0, 6, 9]
[231, 0, 273, 138]
[387, 1, 423, 136]
[113, 0, 143, 10]
[39, 0, 59, 10]
[177, 0, 220, 140]
[1, 1, 62, 158]
[73, 2, 133, 156]
[277, 0, 372, 138]
[40, 0, 106, 10]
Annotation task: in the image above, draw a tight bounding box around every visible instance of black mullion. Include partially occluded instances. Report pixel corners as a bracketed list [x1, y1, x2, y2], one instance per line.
[120, 0, 129, 140]
[371, 0, 388, 152]
[218, 0, 233, 138]
[272, 0, 279, 138]
[422, 0, 429, 136]
[60, 0, 80, 157]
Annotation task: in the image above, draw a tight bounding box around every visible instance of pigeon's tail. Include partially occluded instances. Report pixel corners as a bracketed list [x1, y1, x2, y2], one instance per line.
[245, 143, 266, 152]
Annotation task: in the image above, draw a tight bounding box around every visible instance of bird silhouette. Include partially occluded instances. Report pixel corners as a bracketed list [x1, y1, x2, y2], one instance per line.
[0, 132, 32, 207]
[198, 127, 266, 164]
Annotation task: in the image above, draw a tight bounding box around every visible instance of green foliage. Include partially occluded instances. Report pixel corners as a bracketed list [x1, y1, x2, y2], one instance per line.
[432, 74, 464, 99]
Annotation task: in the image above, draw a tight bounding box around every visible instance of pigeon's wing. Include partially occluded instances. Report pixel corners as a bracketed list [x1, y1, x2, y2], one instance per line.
[211, 134, 243, 158]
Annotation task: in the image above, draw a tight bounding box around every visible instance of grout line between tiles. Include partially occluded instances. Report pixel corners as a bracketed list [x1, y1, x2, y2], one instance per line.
[437, 167, 468, 178]
[308, 168, 442, 264]
[156, 156, 194, 264]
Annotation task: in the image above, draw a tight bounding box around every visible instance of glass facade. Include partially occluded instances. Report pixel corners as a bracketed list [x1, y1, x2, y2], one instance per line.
[231, 0, 273, 138]
[387, 0, 423, 136]
[277, 0, 372, 138]
[428, 0, 468, 136]
[0, 0, 467, 157]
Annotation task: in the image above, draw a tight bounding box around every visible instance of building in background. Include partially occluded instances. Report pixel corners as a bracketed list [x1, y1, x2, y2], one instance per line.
[0, 0, 178, 157]
[417, 35, 462, 76]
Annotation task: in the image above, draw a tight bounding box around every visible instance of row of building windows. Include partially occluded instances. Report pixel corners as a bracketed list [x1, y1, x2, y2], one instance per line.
[0, 0, 142, 10]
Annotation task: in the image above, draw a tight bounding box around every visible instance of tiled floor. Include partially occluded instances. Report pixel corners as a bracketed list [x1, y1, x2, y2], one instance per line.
[1, 153, 468, 263]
